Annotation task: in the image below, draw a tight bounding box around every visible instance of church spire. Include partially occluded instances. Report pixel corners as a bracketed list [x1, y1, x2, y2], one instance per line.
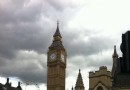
[112, 45, 118, 58]
[53, 21, 62, 38]
[75, 69, 84, 90]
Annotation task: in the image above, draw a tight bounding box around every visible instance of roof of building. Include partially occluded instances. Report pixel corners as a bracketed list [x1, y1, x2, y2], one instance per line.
[75, 69, 84, 88]
[0, 78, 22, 90]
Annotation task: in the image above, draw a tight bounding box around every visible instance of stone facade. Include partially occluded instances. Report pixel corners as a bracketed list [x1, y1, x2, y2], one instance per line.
[89, 66, 112, 90]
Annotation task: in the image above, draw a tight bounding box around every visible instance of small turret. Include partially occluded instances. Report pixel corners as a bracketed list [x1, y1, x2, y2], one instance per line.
[112, 45, 119, 76]
[17, 82, 22, 90]
[112, 45, 118, 59]
[5, 78, 10, 86]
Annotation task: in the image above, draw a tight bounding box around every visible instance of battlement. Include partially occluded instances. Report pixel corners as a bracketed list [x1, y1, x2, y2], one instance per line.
[89, 66, 111, 77]
[99, 66, 107, 70]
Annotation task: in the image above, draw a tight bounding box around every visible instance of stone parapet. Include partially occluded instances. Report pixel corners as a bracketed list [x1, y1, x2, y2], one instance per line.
[89, 66, 111, 78]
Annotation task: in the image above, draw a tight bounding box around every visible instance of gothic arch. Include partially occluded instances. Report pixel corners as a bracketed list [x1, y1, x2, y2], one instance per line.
[97, 86, 103, 90]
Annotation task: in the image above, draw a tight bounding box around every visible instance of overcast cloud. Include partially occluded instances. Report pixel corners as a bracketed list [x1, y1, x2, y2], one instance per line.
[0, 0, 130, 90]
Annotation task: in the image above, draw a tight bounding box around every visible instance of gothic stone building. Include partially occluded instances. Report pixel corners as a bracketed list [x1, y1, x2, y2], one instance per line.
[112, 31, 130, 90]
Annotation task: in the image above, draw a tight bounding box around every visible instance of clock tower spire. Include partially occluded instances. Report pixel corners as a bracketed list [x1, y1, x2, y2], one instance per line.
[49, 21, 65, 51]
[53, 21, 62, 38]
[47, 22, 67, 90]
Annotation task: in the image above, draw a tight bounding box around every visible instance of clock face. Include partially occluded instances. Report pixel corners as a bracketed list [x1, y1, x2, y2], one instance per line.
[50, 53, 56, 60]
[61, 54, 65, 62]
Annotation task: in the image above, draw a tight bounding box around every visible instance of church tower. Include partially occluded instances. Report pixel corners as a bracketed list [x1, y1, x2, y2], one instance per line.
[47, 22, 67, 90]
[75, 69, 85, 90]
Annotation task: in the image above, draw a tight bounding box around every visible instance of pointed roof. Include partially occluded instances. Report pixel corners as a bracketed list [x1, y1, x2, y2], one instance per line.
[53, 21, 62, 38]
[49, 21, 65, 50]
[112, 45, 118, 58]
[75, 69, 84, 87]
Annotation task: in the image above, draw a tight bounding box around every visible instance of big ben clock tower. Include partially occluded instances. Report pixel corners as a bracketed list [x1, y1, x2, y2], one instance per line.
[47, 22, 67, 90]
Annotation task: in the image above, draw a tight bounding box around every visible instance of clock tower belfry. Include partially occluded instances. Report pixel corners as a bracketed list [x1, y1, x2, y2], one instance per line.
[47, 22, 67, 90]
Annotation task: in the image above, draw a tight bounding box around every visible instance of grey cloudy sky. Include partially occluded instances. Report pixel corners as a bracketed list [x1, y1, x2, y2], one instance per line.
[0, 0, 130, 90]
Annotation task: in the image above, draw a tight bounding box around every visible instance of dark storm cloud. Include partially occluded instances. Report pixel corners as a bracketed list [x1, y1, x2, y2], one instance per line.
[0, 24, 49, 83]
[1, 64, 46, 83]
[0, 0, 52, 58]
[0, 0, 42, 24]
[0, 51, 47, 83]
[0, 25, 49, 58]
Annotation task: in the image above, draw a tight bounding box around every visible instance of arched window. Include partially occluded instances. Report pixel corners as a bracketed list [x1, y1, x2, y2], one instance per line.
[97, 86, 103, 90]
